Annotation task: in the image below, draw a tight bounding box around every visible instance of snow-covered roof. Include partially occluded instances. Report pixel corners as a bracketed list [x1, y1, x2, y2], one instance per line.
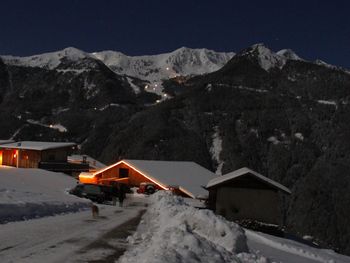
[0, 141, 76, 151]
[206, 167, 291, 194]
[95, 159, 217, 199]
[0, 140, 14, 144]
[68, 155, 106, 169]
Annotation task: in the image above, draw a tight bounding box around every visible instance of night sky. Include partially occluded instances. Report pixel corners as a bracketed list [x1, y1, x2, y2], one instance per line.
[0, 0, 349, 68]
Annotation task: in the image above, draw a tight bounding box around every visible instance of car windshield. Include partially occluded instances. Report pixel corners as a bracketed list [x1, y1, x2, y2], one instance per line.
[84, 185, 102, 194]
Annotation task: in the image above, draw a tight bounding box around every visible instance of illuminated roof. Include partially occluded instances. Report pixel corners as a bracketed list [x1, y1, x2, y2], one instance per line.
[95, 159, 217, 199]
[206, 167, 291, 194]
[0, 141, 76, 151]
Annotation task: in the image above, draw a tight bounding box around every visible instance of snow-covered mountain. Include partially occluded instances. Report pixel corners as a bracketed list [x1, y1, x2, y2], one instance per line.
[2, 47, 93, 70]
[92, 47, 235, 82]
[236, 43, 305, 72]
[2, 47, 235, 81]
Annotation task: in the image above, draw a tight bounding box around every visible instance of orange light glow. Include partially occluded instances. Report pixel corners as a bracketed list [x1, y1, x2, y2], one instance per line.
[92, 160, 169, 190]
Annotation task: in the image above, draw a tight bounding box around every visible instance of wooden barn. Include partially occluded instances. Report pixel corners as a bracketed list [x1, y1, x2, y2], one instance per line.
[79, 159, 217, 199]
[206, 167, 291, 225]
[0, 141, 88, 174]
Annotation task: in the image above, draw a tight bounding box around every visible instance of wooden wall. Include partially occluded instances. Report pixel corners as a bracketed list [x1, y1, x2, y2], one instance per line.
[41, 148, 69, 162]
[1, 149, 17, 167]
[95, 162, 156, 187]
[0, 148, 69, 168]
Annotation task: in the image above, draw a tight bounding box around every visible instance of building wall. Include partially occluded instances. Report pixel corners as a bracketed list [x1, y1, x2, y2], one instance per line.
[18, 150, 41, 168]
[94, 162, 156, 187]
[0, 147, 69, 168]
[215, 187, 280, 224]
[1, 149, 17, 167]
[41, 148, 69, 162]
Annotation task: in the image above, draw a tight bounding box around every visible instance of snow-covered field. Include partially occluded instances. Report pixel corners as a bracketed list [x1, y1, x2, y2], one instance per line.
[0, 166, 89, 223]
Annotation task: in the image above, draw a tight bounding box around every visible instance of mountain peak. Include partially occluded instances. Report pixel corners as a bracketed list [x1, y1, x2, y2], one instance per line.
[276, 49, 302, 61]
[238, 43, 286, 71]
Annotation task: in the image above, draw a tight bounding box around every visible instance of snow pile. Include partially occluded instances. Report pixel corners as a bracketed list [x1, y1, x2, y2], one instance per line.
[0, 167, 90, 223]
[119, 191, 267, 263]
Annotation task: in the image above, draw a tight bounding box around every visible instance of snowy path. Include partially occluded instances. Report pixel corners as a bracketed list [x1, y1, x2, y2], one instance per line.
[0, 196, 148, 263]
[246, 229, 350, 263]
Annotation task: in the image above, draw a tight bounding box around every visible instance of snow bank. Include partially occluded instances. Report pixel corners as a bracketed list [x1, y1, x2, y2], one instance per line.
[119, 191, 267, 263]
[0, 167, 90, 223]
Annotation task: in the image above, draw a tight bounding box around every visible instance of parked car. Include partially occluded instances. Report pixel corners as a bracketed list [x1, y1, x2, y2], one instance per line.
[69, 184, 118, 204]
[137, 182, 157, 195]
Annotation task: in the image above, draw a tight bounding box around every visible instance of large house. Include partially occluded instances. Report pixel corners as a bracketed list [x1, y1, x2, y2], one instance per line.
[79, 159, 217, 199]
[206, 167, 291, 225]
[0, 141, 89, 174]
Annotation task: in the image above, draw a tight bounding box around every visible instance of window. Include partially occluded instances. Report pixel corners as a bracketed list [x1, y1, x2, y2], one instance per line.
[119, 168, 129, 178]
[49, 154, 55, 161]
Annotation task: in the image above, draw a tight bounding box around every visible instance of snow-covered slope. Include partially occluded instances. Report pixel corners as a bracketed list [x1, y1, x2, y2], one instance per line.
[0, 166, 89, 223]
[2, 47, 91, 70]
[1, 47, 234, 81]
[92, 47, 235, 82]
[277, 49, 303, 61]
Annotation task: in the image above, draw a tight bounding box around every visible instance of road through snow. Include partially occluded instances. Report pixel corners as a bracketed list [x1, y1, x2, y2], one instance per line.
[0, 195, 148, 263]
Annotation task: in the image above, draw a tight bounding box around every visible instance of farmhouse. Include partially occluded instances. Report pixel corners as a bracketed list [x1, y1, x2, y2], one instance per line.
[0, 141, 89, 174]
[79, 159, 217, 199]
[206, 167, 291, 225]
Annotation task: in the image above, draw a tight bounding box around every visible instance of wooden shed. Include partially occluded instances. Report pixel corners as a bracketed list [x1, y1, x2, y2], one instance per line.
[0, 141, 80, 171]
[206, 167, 291, 225]
[79, 159, 217, 199]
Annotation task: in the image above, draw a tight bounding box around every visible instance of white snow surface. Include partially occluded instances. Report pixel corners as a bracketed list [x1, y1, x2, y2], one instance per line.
[68, 154, 106, 169]
[294, 132, 305, 141]
[0, 140, 75, 151]
[276, 49, 303, 61]
[0, 166, 89, 223]
[246, 229, 350, 263]
[0, 193, 147, 263]
[27, 119, 68, 132]
[93, 47, 235, 82]
[210, 126, 224, 175]
[317, 100, 337, 107]
[2, 47, 89, 70]
[118, 191, 265, 263]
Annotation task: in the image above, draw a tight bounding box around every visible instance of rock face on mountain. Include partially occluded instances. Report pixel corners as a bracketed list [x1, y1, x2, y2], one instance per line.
[0, 44, 349, 255]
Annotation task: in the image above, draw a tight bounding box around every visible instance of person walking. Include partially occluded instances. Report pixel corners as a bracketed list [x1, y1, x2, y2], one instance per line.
[118, 185, 126, 207]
